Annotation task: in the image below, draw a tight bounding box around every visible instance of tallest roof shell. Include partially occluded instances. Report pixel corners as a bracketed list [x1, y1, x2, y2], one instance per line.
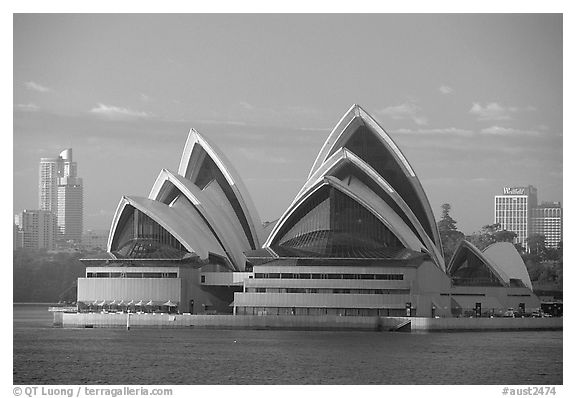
[308, 104, 442, 254]
[178, 129, 263, 250]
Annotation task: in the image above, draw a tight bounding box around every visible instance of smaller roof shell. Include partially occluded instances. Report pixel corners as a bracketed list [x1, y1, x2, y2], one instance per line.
[482, 242, 533, 290]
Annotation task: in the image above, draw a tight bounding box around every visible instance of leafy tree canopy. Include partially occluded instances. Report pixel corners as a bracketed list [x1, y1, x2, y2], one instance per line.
[436, 203, 464, 263]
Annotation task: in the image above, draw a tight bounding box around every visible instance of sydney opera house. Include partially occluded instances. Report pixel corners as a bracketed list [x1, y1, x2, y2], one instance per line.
[78, 105, 540, 318]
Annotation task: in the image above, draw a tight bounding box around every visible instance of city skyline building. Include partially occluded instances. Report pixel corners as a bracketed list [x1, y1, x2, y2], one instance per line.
[531, 202, 563, 249]
[494, 186, 562, 250]
[18, 209, 58, 250]
[39, 148, 83, 243]
[494, 186, 538, 249]
[57, 175, 84, 242]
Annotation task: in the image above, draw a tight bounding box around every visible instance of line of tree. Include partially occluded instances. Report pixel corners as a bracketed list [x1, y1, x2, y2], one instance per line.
[13, 248, 89, 303]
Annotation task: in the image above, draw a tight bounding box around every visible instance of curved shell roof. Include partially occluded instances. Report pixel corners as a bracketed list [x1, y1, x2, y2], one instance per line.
[105, 105, 447, 270]
[107, 129, 263, 271]
[447, 240, 533, 289]
[108, 196, 228, 264]
[178, 129, 262, 250]
[148, 168, 249, 270]
[266, 176, 426, 255]
[307, 105, 441, 252]
[291, 146, 445, 270]
[483, 242, 533, 290]
[264, 104, 444, 268]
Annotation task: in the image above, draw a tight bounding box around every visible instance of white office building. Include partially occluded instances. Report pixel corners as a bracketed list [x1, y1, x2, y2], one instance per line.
[494, 186, 538, 249]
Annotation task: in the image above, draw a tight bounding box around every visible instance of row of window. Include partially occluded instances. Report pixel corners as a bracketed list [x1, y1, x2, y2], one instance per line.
[236, 306, 410, 317]
[246, 287, 410, 294]
[86, 272, 178, 278]
[254, 273, 404, 280]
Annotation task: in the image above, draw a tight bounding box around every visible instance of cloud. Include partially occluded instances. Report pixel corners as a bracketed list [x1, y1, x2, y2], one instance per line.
[439, 85, 454, 95]
[392, 127, 473, 136]
[24, 81, 50, 93]
[469, 102, 512, 120]
[15, 103, 40, 112]
[469, 102, 535, 121]
[480, 126, 540, 137]
[378, 102, 428, 126]
[90, 103, 150, 120]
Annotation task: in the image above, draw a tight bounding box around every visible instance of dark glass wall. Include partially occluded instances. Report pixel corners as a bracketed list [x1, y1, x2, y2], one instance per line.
[342, 125, 435, 244]
[111, 205, 187, 258]
[450, 248, 504, 287]
[273, 186, 404, 257]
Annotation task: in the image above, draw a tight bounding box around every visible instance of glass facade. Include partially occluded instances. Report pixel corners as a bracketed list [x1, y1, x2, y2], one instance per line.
[450, 247, 504, 287]
[111, 205, 188, 258]
[333, 163, 424, 245]
[272, 186, 403, 257]
[342, 126, 434, 243]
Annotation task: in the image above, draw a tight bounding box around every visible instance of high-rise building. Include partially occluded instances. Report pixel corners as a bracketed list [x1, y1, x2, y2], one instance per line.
[57, 176, 83, 242]
[531, 202, 563, 249]
[39, 148, 83, 243]
[19, 210, 57, 250]
[494, 186, 562, 251]
[494, 186, 538, 249]
[39, 156, 63, 214]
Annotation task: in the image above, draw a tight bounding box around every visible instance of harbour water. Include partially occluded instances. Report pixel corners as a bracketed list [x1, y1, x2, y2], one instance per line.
[13, 304, 562, 385]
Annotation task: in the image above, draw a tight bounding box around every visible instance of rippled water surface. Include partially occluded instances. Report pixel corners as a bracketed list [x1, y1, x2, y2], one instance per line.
[13, 304, 562, 385]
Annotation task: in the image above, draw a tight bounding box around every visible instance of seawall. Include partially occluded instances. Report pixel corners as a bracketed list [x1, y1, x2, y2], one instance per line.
[55, 312, 562, 332]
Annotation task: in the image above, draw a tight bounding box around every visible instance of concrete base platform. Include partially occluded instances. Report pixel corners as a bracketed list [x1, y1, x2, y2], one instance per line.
[54, 312, 563, 332]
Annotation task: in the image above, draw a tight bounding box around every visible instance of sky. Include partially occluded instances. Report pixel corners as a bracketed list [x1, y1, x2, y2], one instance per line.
[13, 13, 563, 235]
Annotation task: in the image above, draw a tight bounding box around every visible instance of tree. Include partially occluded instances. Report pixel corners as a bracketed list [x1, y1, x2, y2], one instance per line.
[437, 204, 464, 263]
[466, 223, 517, 252]
[493, 230, 517, 243]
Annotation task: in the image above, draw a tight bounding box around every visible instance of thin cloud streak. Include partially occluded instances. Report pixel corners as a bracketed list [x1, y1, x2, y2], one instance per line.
[480, 126, 541, 136]
[15, 103, 40, 112]
[90, 103, 151, 120]
[24, 81, 51, 93]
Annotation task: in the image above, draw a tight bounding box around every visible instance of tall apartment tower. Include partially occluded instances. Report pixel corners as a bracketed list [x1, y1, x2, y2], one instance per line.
[19, 210, 57, 250]
[39, 148, 83, 243]
[531, 202, 563, 249]
[494, 185, 538, 249]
